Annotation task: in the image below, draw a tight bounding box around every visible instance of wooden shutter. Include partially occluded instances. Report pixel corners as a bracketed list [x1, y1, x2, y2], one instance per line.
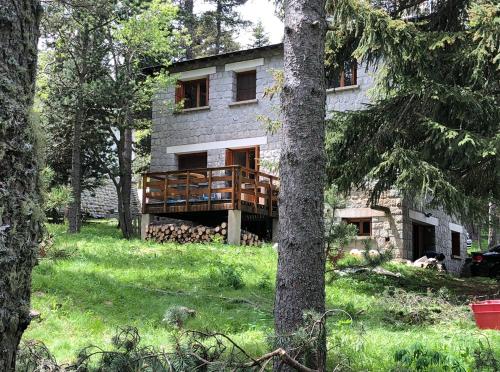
[352, 61, 358, 85]
[225, 149, 233, 166]
[175, 81, 183, 104]
[206, 77, 209, 104]
[255, 146, 260, 171]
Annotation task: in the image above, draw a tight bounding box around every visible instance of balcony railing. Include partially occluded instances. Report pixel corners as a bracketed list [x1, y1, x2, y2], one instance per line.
[142, 166, 279, 217]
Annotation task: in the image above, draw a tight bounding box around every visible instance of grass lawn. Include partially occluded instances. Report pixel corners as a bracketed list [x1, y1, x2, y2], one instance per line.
[25, 220, 500, 370]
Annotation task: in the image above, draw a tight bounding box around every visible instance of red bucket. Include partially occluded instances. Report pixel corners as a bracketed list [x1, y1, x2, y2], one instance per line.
[470, 300, 500, 330]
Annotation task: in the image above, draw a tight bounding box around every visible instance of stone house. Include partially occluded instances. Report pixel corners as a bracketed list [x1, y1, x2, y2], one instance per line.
[143, 43, 467, 273]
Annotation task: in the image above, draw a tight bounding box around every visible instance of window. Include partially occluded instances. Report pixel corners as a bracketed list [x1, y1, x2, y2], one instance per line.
[175, 78, 208, 109]
[236, 70, 256, 101]
[451, 231, 461, 257]
[177, 152, 207, 170]
[225, 147, 259, 170]
[326, 60, 357, 89]
[343, 218, 371, 236]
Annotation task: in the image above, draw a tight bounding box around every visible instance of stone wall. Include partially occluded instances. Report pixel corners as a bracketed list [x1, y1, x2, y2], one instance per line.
[150, 48, 283, 173]
[81, 178, 140, 218]
[404, 202, 468, 274]
[339, 189, 407, 258]
[336, 190, 467, 274]
[150, 46, 375, 174]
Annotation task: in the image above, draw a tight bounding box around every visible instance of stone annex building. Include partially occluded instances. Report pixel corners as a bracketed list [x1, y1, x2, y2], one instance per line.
[142, 43, 467, 273]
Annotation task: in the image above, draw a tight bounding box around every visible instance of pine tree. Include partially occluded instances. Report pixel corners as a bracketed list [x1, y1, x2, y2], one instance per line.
[250, 20, 270, 48]
[0, 0, 43, 369]
[325, 0, 499, 219]
[199, 0, 250, 55]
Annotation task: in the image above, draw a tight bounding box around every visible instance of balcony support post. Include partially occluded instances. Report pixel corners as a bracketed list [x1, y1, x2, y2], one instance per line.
[141, 213, 152, 240]
[227, 210, 241, 246]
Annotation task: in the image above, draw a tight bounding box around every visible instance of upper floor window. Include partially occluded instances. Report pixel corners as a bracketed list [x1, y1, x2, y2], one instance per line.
[236, 70, 256, 101]
[326, 60, 357, 89]
[175, 78, 208, 109]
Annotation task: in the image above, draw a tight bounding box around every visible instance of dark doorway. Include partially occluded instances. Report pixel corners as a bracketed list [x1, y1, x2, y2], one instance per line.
[412, 223, 436, 260]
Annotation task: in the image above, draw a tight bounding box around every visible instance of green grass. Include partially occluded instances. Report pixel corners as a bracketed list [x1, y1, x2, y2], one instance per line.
[25, 221, 500, 370]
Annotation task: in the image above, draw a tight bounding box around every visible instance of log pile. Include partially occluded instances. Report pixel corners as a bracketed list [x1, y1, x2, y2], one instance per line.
[145, 222, 262, 246]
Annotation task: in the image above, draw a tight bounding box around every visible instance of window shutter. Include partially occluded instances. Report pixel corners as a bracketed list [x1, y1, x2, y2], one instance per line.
[225, 149, 233, 166]
[255, 146, 260, 171]
[206, 77, 209, 104]
[175, 82, 183, 104]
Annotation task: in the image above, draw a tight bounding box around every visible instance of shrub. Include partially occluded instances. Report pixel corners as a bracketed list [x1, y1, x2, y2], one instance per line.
[162, 306, 196, 328]
[257, 274, 272, 290]
[44, 244, 77, 260]
[209, 264, 245, 289]
[361, 239, 394, 268]
[392, 343, 466, 371]
[381, 287, 465, 326]
[473, 340, 499, 371]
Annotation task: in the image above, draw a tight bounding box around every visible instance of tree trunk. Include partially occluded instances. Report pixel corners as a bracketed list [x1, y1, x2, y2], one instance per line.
[67, 29, 89, 233]
[117, 127, 134, 239]
[488, 202, 497, 248]
[0, 0, 42, 370]
[274, 0, 327, 371]
[215, 0, 222, 54]
[67, 96, 84, 233]
[183, 0, 195, 59]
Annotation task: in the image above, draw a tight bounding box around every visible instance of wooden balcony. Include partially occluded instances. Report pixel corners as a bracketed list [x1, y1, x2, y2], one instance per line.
[142, 166, 279, 218]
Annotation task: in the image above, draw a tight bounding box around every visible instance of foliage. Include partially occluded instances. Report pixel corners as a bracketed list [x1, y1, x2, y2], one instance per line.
[249, 20, 270, 48]
[192, 0, 250, 56]
[162, 305, 196, 328]
[209, 264, 245, 289]
[360, 239, 394, 268]
[324, 185, 358, 269]
[393, 343, 466, 371]
[380, 287, 465, 326]
[473, 339, 500, 371]
[40, 167, 73, 222]
[325, 0, 500, 219]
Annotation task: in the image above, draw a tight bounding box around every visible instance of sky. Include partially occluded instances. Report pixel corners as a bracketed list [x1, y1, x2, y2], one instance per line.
[193, 0, 284, 47]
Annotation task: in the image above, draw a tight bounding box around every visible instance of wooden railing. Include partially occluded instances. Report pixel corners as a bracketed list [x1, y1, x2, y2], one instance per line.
[142, 166, 278, 217]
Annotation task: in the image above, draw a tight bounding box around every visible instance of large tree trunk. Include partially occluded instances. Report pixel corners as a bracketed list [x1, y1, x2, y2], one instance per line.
[488, 202, 497, 248]
[0, 0, 42, 370]
[117, 127, 134, 239]
[274, 0, 327, 371]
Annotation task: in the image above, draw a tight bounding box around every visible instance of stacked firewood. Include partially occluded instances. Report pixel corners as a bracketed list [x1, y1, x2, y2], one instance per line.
[240, 231, 261, 246]
[145, 222, 262, 246]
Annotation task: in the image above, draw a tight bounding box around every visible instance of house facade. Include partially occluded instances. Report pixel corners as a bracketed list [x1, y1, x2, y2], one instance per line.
[144, 43, 467, 273]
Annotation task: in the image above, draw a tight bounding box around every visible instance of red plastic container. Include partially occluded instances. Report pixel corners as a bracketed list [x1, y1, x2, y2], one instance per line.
[470, 300, 500, 330]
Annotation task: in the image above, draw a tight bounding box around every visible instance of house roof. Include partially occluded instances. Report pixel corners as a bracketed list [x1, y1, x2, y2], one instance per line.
[170, 43, 284, 68]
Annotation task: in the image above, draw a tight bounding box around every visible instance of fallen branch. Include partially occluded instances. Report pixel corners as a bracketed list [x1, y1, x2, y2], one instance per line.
[124, 284, 272, 311]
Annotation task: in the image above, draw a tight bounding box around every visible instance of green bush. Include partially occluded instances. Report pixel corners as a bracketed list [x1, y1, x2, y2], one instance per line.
[392, 343, 466, 371]
[209, 264, 245, 289]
